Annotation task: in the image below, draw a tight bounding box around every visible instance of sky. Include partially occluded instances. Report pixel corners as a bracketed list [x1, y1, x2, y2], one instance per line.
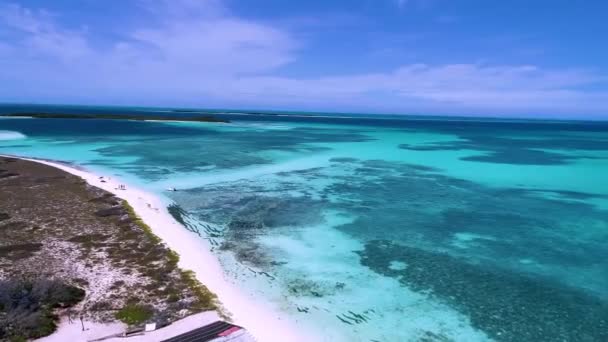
[0, 0, 607, 118]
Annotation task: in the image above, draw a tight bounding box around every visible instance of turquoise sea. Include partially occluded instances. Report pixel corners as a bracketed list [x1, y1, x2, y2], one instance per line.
[1, 105, 607, 341]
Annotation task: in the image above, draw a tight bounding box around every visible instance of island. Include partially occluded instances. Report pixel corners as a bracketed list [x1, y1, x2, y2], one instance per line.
[2, 113, 230, 123]
[0, 157, 220, 341]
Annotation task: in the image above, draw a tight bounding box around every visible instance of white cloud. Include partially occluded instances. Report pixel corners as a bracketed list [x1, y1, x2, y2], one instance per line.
[0, 3, 92, 61]
[0, 3, 53, 33]
[129, 19, 294, 75]
[0, 1, 606, 116]
[220, 64, 606, 113]
[0, 1, 296, 96]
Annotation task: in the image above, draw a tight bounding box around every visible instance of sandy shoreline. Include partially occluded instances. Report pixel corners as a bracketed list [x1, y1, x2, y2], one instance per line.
[3, 155, 311, 342]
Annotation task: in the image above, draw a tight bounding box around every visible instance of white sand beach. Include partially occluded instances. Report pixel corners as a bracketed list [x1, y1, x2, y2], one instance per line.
[6, 156, 312, 342]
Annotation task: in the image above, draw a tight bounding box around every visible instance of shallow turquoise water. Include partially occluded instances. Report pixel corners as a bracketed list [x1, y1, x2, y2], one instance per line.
[1, 115, 607, 341]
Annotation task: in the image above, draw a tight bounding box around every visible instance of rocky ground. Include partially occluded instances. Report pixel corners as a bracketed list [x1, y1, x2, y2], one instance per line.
[0, 157, 217, 340]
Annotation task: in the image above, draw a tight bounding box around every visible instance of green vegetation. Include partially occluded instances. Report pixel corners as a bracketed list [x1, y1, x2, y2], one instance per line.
[0, 279, 85, 341]
[180, 270, 218, 311]
[167, 250, 180, 268]
[121, 201, 218, 312]
[4, 113, 229, 123]
[114, 304, 153, 325]
[122, 202, 162, 244]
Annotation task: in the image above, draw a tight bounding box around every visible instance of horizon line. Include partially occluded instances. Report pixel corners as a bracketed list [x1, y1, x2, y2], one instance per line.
[1, 101, 607, 123]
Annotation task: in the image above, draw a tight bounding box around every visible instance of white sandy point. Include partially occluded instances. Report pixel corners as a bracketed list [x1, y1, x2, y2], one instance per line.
[6, 155, 313, 342]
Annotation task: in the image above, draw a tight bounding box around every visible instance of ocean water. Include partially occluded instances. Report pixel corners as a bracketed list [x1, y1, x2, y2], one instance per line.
[1, 106, 608, 341]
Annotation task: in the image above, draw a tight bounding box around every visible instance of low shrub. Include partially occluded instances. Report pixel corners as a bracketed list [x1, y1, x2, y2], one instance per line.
[114, 304, 154, 325]
[122, 203, 161, 244]
[0, 243, 43, 260]
[0, 279, 85, 340]
[180, 270, 217, 311]
[167, 250, 180, 268]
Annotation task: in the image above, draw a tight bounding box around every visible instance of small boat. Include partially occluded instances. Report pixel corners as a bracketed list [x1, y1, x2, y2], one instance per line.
[166, 187, 177, 192]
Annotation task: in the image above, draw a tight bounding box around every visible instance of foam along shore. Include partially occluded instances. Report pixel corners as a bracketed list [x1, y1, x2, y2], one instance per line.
[4, 155, 312, 342]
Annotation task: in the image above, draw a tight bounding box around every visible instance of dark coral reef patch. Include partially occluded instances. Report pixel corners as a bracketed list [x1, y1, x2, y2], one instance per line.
[357, 240, 608, 342]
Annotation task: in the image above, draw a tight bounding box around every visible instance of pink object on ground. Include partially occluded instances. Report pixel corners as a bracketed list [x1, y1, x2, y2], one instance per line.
[218, 326, 242, 337]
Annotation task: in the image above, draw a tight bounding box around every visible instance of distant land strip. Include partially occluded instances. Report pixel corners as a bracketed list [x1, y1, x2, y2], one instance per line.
[3, 112, 230, 123]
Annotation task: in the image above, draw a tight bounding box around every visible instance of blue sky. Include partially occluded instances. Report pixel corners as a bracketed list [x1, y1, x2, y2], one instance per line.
[1, 0, 607, 118]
